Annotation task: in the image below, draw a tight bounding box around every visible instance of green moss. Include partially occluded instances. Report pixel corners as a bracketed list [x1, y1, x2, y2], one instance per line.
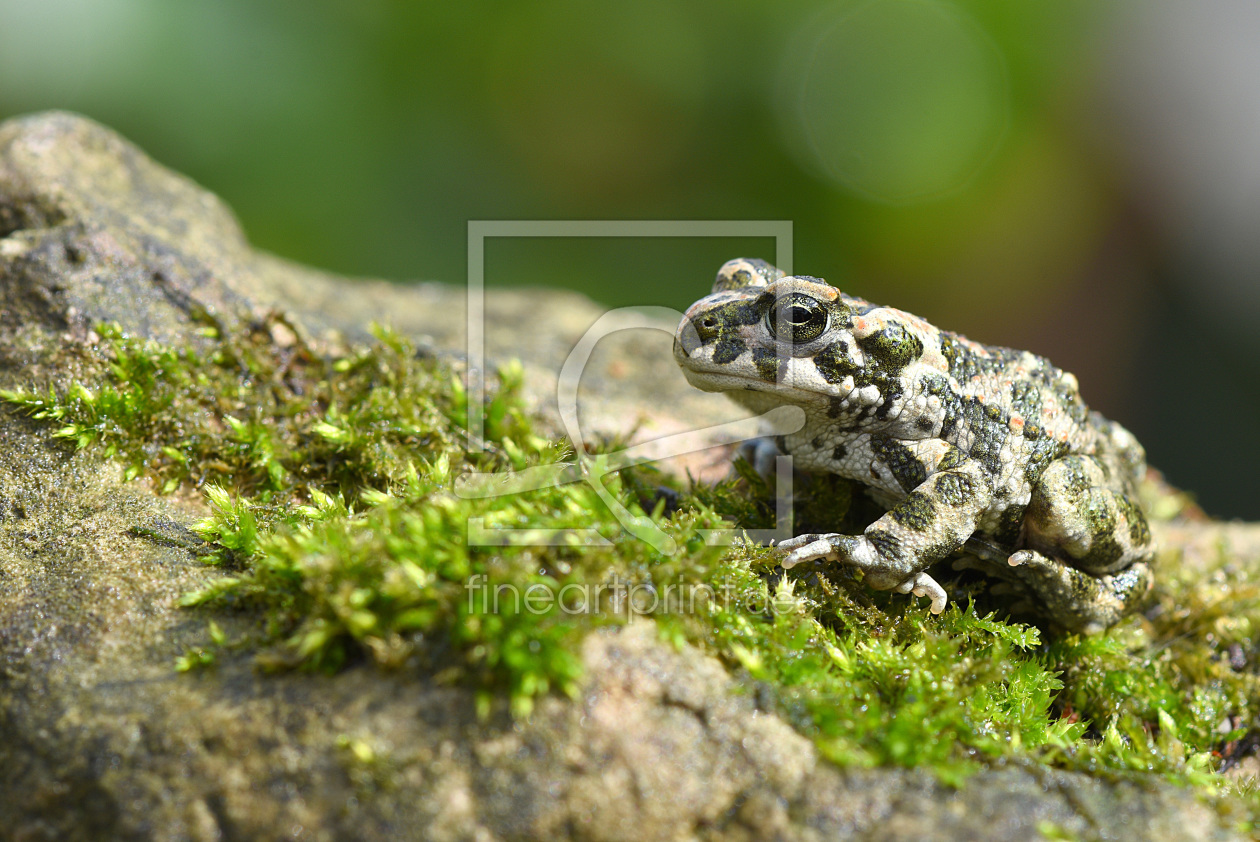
[661, 554, 1082, 785]
[336, 735, 399, 794]
[4, 317, 1260, 821]
[0, 314, 494, 501]
[181, 459, 731, 716]
[174, 620, 227, 673]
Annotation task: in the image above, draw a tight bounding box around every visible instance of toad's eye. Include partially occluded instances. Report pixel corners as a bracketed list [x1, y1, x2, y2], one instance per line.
[767, 294, 828, 343]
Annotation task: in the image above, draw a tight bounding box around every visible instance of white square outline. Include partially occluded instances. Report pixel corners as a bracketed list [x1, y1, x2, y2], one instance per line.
[466, 220, 793, 548]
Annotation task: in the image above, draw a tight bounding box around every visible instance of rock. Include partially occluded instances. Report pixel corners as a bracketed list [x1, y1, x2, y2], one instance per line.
[0, 110, 258, 343]
[0, 111, 1247, 841]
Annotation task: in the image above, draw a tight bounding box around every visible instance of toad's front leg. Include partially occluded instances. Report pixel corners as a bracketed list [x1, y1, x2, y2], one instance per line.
[776, 455, 995, 614]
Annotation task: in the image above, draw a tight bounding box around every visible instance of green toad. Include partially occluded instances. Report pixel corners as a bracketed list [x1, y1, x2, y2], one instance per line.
[674, 259, 1154, 633]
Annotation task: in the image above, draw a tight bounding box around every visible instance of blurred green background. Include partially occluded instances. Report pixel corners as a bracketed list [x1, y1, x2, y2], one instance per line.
[0, 0, 1255, 517]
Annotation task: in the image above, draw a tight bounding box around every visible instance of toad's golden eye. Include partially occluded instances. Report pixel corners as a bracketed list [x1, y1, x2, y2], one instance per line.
[767, 293, 828, 343]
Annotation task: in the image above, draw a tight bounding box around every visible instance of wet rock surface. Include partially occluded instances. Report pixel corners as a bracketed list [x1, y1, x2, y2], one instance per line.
[0, 111, 1248, 841]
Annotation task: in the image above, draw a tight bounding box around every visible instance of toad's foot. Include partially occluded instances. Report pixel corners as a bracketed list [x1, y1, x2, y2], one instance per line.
[775, 533, 948, 614]
[776, 532, 860, 569]
[1002, 549, 1153, 634]
[890, 570, 948, 614]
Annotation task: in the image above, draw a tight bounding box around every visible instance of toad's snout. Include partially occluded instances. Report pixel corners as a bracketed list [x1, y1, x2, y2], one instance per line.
[674, 312, 708, 360]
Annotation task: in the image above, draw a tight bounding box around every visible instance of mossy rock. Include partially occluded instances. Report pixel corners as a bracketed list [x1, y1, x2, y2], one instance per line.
[0, 111, 1256, 841]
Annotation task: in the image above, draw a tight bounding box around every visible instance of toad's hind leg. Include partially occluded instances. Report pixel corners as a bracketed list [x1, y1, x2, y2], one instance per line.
[1003, 550, 1152, 634]
[1003, 455, 1155, 632]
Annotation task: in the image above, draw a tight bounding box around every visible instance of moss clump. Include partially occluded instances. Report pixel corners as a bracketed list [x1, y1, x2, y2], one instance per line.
[4, 317, 1260, 824]
[183, 460, 731, 716]
[0, 314, 486, 500]
[651, 543, 1080, 785]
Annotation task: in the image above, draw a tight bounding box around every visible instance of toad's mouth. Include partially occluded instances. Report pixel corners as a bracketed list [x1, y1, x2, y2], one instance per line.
[676, 353, 844, 402]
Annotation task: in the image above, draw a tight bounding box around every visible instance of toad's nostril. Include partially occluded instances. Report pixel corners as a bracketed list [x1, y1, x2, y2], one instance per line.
[694, 315, 721, 342]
